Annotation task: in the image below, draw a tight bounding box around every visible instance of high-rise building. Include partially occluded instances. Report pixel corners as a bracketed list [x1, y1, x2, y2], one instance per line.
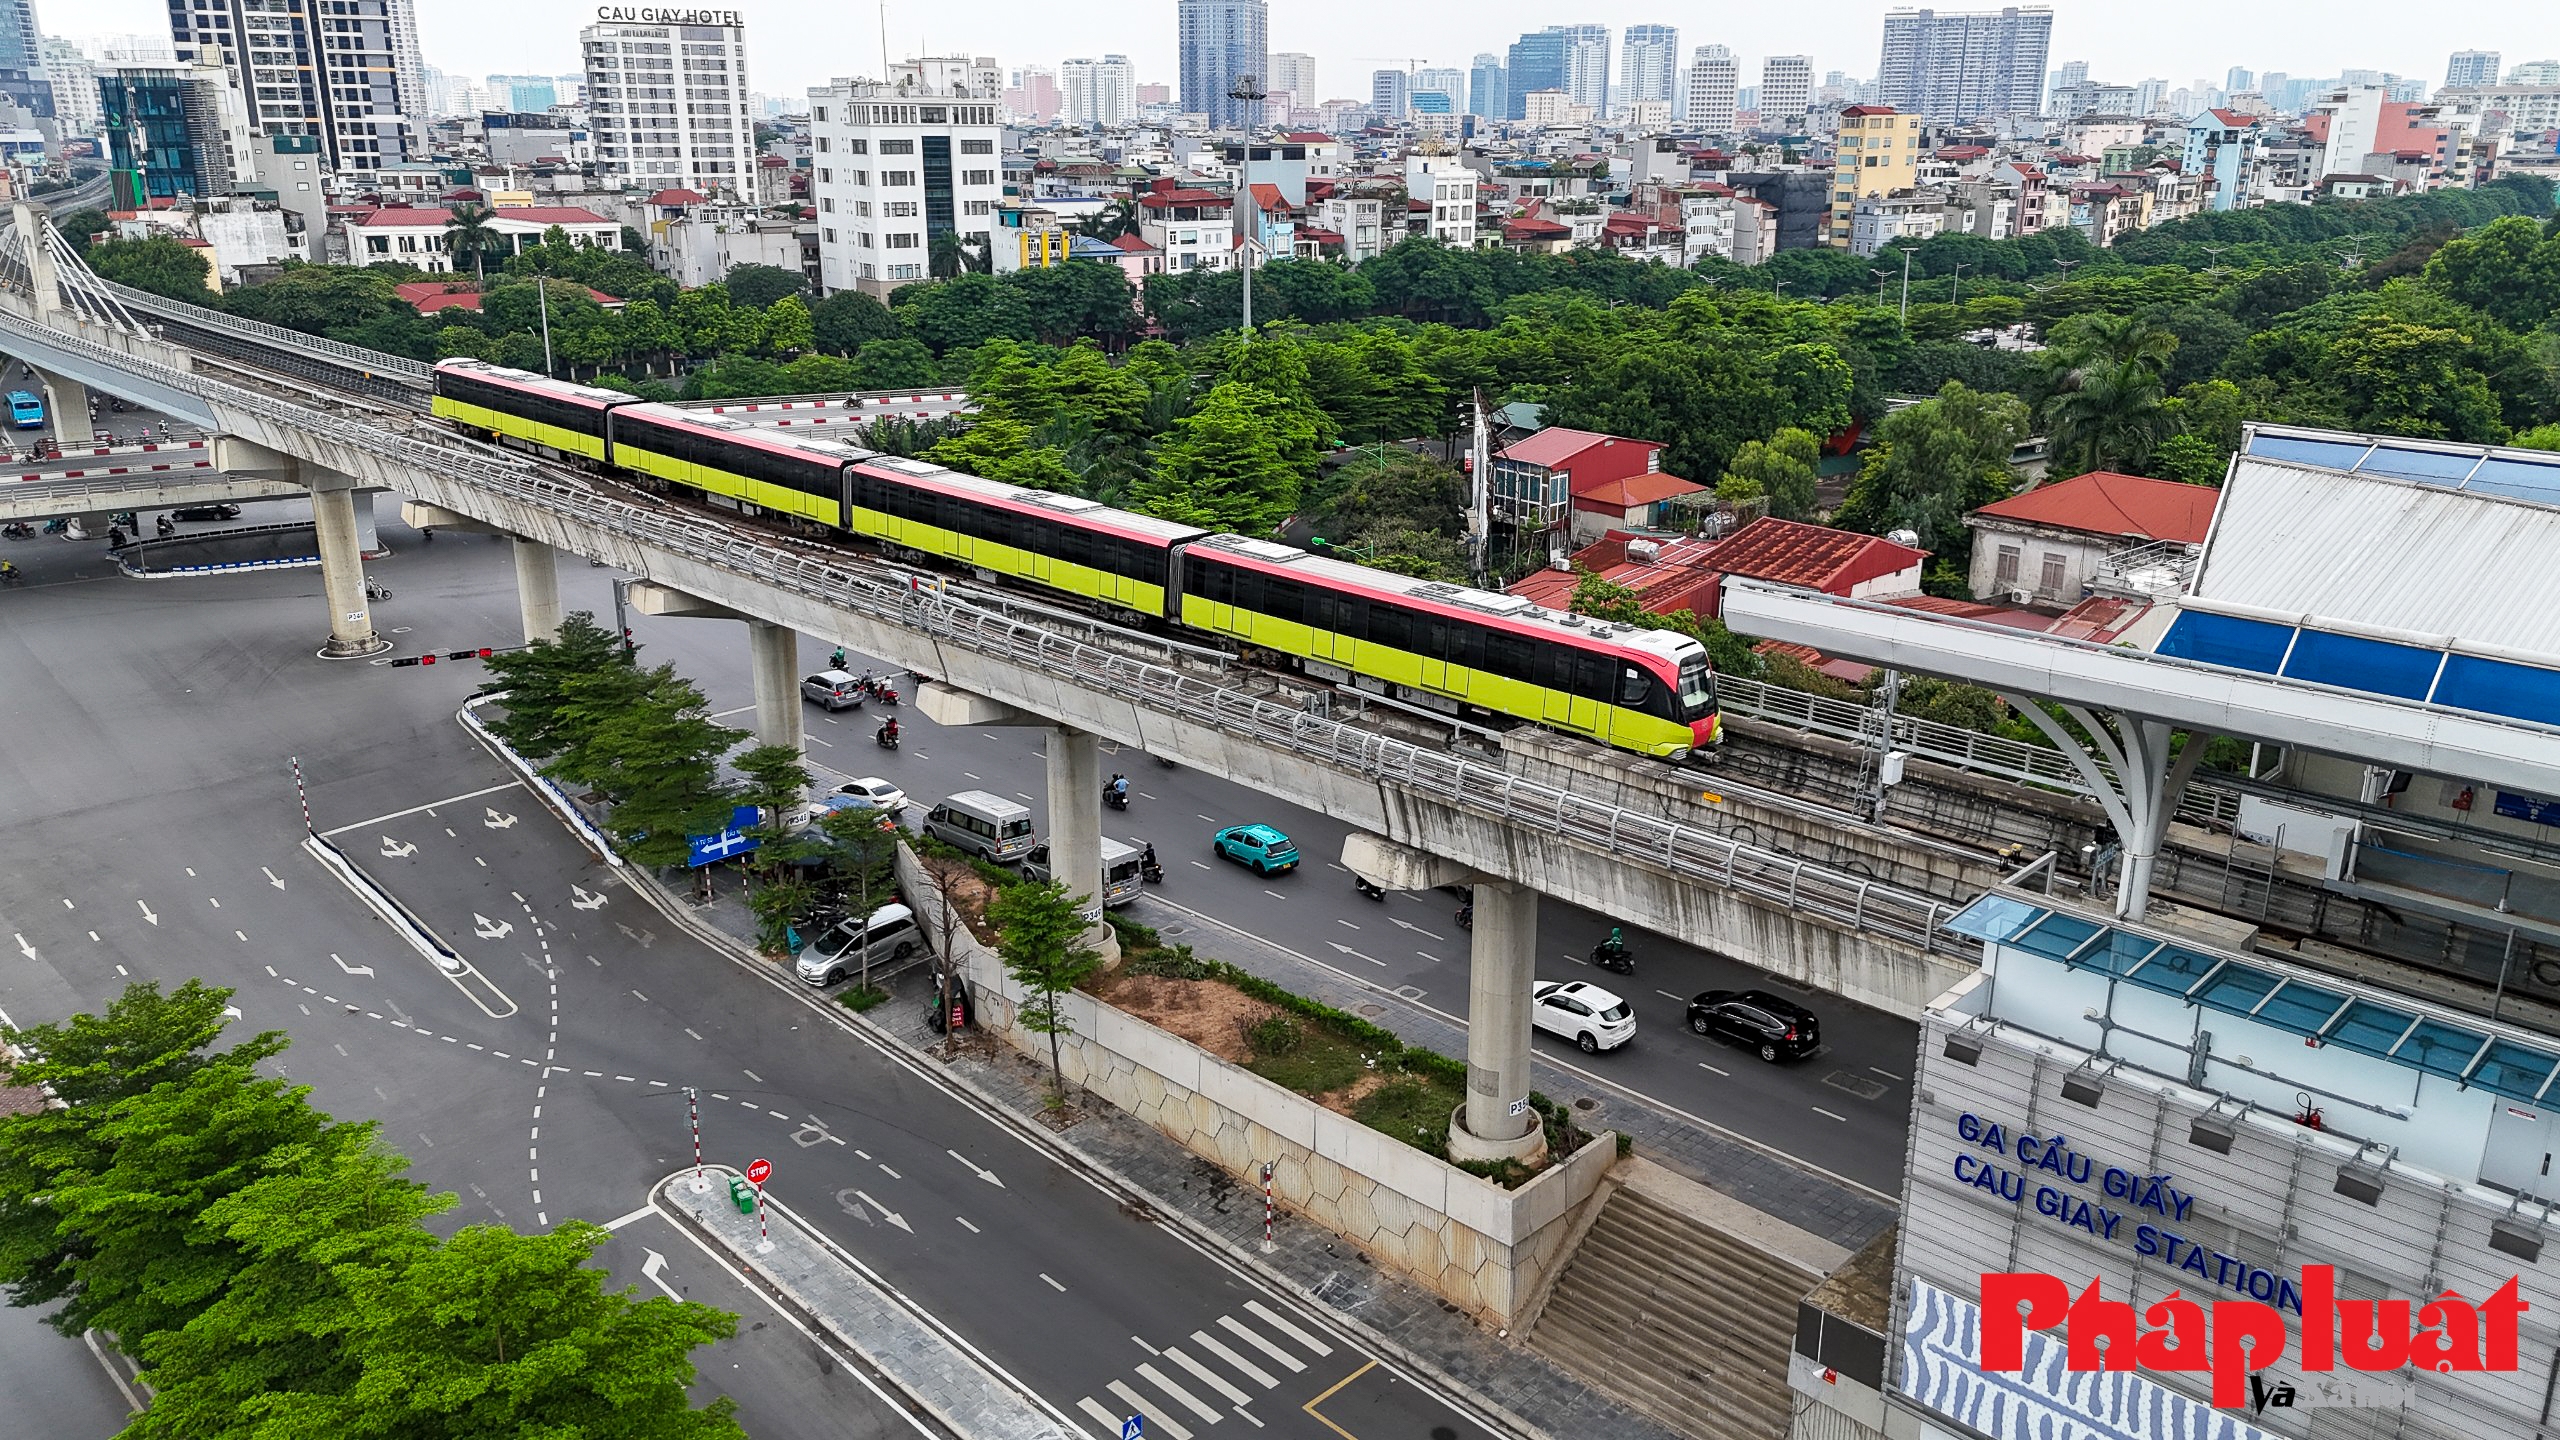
[1759, 54, 1814, 124]
[1006, 66, 1060, 122]
[98, 60, 253, 204]
[1737, 84, 1758, 114]
[1504, 29, 1566, 119]
[1685, 45, 1737, 132]
[0, 0, 51, 118]
[41, 36, 94, 135]
[1178, 0, 1267, 129]
[2052, 59, 2088, 92]
[2225, 65, 2254, 93]
[1875, 5, 2053, 121]
[1413, 66, 1465, 112]
[1560, 24, 1611, 113]
[1061, 55, 1135, 127]
[1621, 24, 1678, 116]
[1828, 103, 1922, 246]
[386, 0, 425, 142]
[1268, 51, 1315, 108]
[171, 0, 417, 173]
[2133, 77, 2167, 115]
[1137, 82, 1171, 106]
[808, 75, 1003, 295]
[491, 75, 559, 113]
[2444, 50, 2501, 89]
[1468, 54, 1506, 119]
[581, 13, 753, 196]
[1370, 69, 1407, 117]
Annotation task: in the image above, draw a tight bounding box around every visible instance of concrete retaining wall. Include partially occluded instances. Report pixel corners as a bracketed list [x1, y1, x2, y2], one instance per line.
[898, 843, 1619, 1324]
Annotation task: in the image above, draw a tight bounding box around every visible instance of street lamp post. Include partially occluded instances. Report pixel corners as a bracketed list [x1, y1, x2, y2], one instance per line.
[1228, 74, 1268, 337]
[1899, 246, 1913, 320]
[1949, 261, 1970, 304]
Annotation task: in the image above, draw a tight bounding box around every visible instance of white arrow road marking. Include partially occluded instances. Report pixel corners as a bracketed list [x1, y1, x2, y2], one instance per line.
[473, 914, 514, 940]
[14, 933, 37, 961]
[947, 1149, 1005, 1187]
[1326, 941, 1386, 968]
[570, 885, 607, 911]
[222, 1005, 242, 1021]
[262, 867, 284, 890]
[136, 900, 158, 925]
[332, 953, 375, 977]
[1387, 916, 1445, 941]
[639, 1248, 684, 1302]
[380, 837, 417, 858]
[854, 1191, 912, 1232]
[483, 807, 518, 830]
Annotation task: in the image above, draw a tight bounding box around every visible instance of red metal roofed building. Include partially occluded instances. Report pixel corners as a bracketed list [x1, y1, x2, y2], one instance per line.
[1964, 470, 2219, 607]
[1491, 427, 1704, 543]
[392, 281, 628, 315]
[1506, 519, 1927, 619]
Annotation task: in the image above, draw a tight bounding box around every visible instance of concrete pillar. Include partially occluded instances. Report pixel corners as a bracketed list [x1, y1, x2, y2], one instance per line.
[309, 480, 384, 658]
[1451, 880, 1546, 1164]
[352, 493, 381, 555]
[512, 536, 563, 644]
[1047, 726, 1105, 929]
[14, 203, 58, 322]
[747, 620, 803, 753]
[33, 367, 87, 446]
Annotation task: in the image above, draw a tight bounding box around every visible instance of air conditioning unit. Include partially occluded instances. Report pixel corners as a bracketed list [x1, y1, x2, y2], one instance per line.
[2008, 587, 2035, 605]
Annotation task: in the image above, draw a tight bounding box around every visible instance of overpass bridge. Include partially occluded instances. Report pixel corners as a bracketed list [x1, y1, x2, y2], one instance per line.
[0, 201, 1985, 1163]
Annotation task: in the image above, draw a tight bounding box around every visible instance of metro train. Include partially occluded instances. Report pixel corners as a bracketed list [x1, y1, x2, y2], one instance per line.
[430, 359, 1723, 761]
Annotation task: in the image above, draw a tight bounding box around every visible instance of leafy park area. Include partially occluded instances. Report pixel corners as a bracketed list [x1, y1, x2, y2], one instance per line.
[0, 982, 742, 1439]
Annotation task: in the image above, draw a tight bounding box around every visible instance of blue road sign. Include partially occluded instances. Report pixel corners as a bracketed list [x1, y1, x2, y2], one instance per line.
[1120, 1417, 1143, 1440]
[685, 806, 766, 868]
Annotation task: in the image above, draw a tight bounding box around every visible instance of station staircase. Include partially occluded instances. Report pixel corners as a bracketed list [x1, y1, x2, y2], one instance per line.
[1527, 1160, 1835, 1440]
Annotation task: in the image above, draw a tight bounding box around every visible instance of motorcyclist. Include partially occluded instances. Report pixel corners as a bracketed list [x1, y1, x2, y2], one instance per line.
[1110, 773, 1129, 802]
[878, 717, 900, 744]
[1594, 927, 1631, 967]
[829, 646, 848, 670]
[0, 559, 19, 584]
[1141, 841, 1158, 870]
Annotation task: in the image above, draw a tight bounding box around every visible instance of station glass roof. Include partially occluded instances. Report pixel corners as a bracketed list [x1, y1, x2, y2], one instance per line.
[2153, 609, 2560, 729]
[1945, 895, 2560, 1106]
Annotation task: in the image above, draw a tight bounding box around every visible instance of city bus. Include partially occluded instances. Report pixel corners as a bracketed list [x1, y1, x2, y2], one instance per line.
[6, 391, 43, 431]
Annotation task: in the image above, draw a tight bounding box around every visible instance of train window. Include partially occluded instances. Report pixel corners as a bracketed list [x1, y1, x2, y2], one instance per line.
[1618, 666, 1650, 706]
[1483, 632, 1533, 683]
[1264, 577, 1305, 625]
[1580, 652, 1615, 701]
[1367, 603, 1410, 651]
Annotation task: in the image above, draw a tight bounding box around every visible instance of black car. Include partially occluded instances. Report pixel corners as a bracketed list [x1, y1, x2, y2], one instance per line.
[170, 504, 241, 521]
[1686, 989, 1821, 1062]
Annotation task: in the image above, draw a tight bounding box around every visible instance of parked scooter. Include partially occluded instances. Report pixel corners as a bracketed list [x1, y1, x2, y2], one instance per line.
[1, 522, 31, 539]
[875, 684, 900, 706]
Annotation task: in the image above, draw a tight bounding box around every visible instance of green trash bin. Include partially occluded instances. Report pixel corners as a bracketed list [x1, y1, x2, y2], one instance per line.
[729, 1177, 756, 1214]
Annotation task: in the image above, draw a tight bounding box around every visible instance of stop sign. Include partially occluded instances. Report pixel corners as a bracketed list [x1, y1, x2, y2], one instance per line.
[745, 1157, 771, 1186]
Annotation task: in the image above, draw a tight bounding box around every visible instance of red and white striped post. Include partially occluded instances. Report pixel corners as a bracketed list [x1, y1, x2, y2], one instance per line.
[1261, 1161, 1276, 1253]
[289, 756, 314, 835]
[685, 1088, 707, 1192]
[754, 1182, 771, 1253]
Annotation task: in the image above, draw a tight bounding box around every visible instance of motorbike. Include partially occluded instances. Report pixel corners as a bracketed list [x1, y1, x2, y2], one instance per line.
[155, 514, 175, 538]
[1139, 849, 1164, 885]
[875, 685, 900, 706]
[41, 517, 68, 535]
[1353, 876, 1385, 901]
[1591, 938, 1635, 975]
[1455, 901, 1474, 930]
[0, 565, 23, 587]
[875, 724, 900, 750]
[1, 522, 31, 539]
[1102, 784, 1130, 812]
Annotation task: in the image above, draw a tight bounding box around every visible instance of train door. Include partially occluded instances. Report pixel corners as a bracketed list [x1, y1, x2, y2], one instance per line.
[1415, 617, 1451, 696]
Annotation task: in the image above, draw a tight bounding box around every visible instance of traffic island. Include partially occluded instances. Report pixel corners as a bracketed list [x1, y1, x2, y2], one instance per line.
[654, 1166, 1072, 1440]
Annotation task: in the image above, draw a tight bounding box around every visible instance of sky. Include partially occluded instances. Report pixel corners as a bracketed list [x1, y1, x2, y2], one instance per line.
[62, 0, 2560, 107]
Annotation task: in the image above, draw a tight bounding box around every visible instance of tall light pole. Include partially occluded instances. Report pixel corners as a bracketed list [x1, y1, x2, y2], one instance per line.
[1949, 260, 1970, 305]
[1228, 73, 1268, 337]
[1899, 246, 1913, 320]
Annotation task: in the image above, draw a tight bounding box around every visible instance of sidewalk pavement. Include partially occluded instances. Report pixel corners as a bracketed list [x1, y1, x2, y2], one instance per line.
[658, 1167, 1066, 1440]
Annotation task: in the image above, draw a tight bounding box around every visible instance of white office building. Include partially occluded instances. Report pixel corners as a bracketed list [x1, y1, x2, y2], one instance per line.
[169, 0, 417, 173]
[1404, 152, 1476, 247]
[581, 13, 753, 196]
[2444, 49, 2500, 90]
[1759, 54, 1813, 125]
[1061, 55, 1134, 127]
[1685, 44, 1738, 132]
[808, 76, 1004, 296]
[1413, 66, 1465, 112]
[1268, 51, 1315, 108]
[1620, 24, 1678, 116]
[41, 37, 96, 138]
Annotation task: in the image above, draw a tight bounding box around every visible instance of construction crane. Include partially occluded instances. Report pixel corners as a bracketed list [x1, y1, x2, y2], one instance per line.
[1354, 57, 1431, 78]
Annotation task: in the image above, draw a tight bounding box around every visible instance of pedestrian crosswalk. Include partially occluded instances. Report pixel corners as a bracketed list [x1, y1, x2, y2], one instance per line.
[1072, 1301, 1336, 1440]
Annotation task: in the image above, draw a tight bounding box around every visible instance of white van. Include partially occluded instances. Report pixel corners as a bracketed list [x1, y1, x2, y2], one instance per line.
[795, 902, 922, 986]
[1020, 837, 1145, 907]
[922, 790, 1036, 863]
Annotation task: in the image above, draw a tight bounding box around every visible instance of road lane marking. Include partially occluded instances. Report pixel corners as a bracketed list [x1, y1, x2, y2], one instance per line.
[878, 1162, 899, 1177]
[1812, 1106, 1849, 1123]
[1699, 1061, 1729, 1076]
[1138, 1362, 1223, 1423]
[1187, 1330, 1276, 1388]
[1243, 1300, 1330, 1355]
[319, 781, 526, 837]
[1300, 1360, 1377, 1440]
[1218, 1315, 1304, 1373]
[1166, 1348, 1253, 1406]
[743, 1069, 763, 1083]
[1335, 919, 1357, 929]
[1869, 1066, 1905, 1080]
[1190, 860, 1211, 870]
[1656, 990, 1683, 1002]
[1197, 814, 1216, 822]
[1041, 1273, 1067, 1291]
[1262, 889, 1285, 900]
[954, 1216, 979, 1233]
[1106, 1380, 1190, 1440]
[631, 989, 649, 1003]
[604, 1206, 655, 1230]
[1075, 1397, 1122, 1437]
[1131, 1335, 1159, 1355]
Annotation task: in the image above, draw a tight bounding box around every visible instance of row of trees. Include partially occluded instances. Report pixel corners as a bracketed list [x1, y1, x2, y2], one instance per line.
[0, 981, 742, 1439]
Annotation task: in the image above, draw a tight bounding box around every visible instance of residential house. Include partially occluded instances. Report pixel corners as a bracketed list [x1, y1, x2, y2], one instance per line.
[1943, 180, 2015, 239]
[1827, 104, 1924, 247]
[1507, 519, 1926, 619]
[1847, 188, 1944, 255]
[1499, 213, 1574, 254]
[392, 280, 626, 315]
[1489, 426, 1669, 535]
[1310, 194, 1386, 263]
[2181, 108, 2263, 211]
[338, 204, 620, 272]
[1964, 470, 2219, 607]
[1597, 209, 1683, 264]
[1135, 178, 1234, 273]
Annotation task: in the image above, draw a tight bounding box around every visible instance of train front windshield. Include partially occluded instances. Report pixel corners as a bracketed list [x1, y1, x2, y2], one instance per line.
[1676, 656, 1717, 719]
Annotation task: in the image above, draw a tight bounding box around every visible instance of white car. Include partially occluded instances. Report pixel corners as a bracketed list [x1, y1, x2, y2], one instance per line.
[1532, 980, 1637, 1054]
[833, 777, 909, 814]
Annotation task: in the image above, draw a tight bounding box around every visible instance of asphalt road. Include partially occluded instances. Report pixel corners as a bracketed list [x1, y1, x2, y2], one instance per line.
[0, 501, 1507, 1440]
[537, 544, 1921, 1197]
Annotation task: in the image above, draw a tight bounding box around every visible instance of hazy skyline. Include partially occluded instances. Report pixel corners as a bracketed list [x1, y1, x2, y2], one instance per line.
[65, 0, 2558, 106]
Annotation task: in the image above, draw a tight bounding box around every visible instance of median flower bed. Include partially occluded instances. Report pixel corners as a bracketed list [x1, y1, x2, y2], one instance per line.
[1098, 916, 1594, 1185]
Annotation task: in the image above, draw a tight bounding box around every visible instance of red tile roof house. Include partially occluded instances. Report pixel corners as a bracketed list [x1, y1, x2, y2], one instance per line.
[1507, 518, 1927, 619]
[1487, 426, 1711, 544]
[1962, 469, 2218, 607]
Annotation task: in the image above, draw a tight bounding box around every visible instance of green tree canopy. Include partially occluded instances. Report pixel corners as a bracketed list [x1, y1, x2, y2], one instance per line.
[1721, 427, 1823, 520]
[986, 878, 1104, 1104]
[893, 272, 1034, 353]
[1125, 382, 1304, 533]
[1833, 381, 2030, 561]
[2421, 214, 2560, 328]
[721, 262, 808, 311]
[226, 266, 410, 335]
[811, 290, 903, 355]
[84, 235, 214, 300]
